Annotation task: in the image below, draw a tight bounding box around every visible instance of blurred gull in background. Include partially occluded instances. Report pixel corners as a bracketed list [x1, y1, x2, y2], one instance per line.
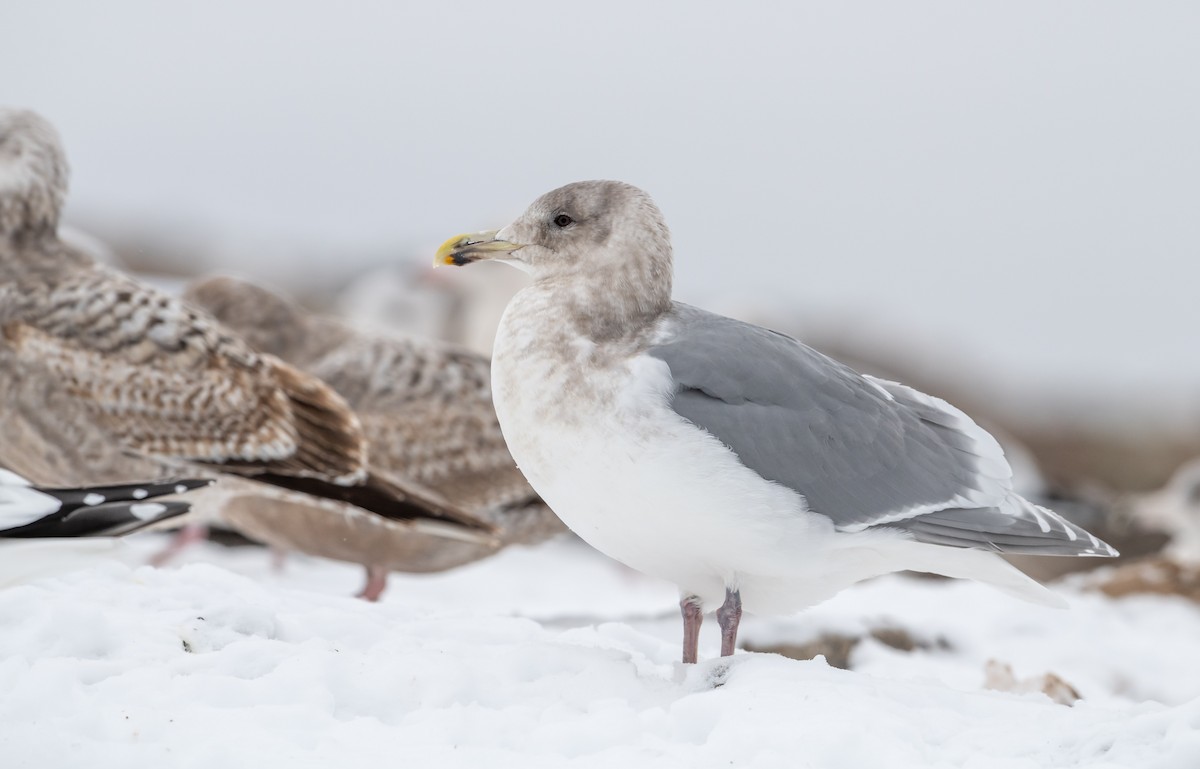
[1130, 457, 1200, 562]
[0, 109, 493, 582]
[336, 262, 529, 357]
[185, 275, 566, 599]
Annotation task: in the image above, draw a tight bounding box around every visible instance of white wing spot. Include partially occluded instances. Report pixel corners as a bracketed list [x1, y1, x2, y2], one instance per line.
[129, 503, 167, 520]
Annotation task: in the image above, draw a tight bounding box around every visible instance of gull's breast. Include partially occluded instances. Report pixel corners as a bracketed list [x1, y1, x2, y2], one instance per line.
[491, 304, 827, 602]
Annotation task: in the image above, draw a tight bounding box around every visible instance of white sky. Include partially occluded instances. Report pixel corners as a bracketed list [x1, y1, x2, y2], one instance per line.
[3, 1, 1198, 422]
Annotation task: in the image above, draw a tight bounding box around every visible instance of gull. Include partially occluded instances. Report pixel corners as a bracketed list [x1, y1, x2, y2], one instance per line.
[0, 107, 492, 566]
[183, 276, 566, 598]
[437, 180, 1118, 664]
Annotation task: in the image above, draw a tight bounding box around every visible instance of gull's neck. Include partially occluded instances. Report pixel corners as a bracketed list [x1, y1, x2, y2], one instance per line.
[529, 252, 673, 344]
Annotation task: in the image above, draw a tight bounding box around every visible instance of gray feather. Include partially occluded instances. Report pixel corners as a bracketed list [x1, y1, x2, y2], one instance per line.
[648, 305, 1005, 526]
[648, 304, 1117, 557]
[892, 506, 1111, 555]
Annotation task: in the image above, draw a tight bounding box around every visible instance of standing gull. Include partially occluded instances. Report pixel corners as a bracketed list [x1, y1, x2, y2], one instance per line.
[437, 180, 1118, 664]
[0, 108, 491, 558]
[182, 276, 566, 599]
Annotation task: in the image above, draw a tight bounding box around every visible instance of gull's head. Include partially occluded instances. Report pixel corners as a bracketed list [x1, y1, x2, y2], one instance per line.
[0, 108, 69, 238]
[184, 275, 309, 358]
[436, 180, 673, 286]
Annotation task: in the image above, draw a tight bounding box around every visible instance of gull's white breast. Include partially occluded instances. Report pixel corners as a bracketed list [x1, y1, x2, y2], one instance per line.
[490, 288, 911, 612]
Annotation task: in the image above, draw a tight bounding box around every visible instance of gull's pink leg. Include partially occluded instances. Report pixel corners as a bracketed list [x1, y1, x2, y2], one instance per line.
[148, 523, 208, 567]
[680, 595, 704, 664]
[716, 588, 742, 657]
[357, 566, 389, 602]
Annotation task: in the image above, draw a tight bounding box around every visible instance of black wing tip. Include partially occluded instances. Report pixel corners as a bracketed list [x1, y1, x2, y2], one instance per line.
[250, 472, 497, 535]
[36, 477, 214, 505]
[0, 499, 193, 538]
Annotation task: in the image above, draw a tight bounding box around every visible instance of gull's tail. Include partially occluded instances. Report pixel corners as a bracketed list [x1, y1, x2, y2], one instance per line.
[899, 541, 1069, 608]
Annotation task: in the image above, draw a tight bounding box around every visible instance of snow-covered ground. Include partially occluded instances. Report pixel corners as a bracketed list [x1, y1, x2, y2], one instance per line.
[1, 536, 1197, 768]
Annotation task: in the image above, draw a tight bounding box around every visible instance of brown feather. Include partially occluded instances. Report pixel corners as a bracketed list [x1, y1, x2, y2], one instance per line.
[185, 275, 564, 545]
[0, 109, 498, 540]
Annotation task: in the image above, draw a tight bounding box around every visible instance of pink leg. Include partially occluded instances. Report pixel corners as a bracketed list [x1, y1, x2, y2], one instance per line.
[148, 523, 209, 567]
[680, 595, 704, 664]
[356, 566, 389, 602]
[716, 588, 742, 657]
[269, 547, 289, 573]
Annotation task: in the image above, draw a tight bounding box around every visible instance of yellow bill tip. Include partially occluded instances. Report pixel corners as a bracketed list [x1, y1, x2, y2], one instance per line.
[433, 230, 518, 267]
[434, 233, 473, 268]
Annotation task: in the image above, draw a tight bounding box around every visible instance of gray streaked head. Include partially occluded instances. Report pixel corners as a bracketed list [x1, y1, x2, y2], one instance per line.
[0, 109, 69, 237]
[437, 180, 675, 323]
[496, 180, 671, 276]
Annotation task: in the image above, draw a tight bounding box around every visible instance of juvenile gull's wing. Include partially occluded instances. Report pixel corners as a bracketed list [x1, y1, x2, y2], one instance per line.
[186, 276, 547, 519]
[0, 110, 492, 540]
[3, 265, 367, 485]
[309, 338, 541, 514]
[648, 304, 1114, 555]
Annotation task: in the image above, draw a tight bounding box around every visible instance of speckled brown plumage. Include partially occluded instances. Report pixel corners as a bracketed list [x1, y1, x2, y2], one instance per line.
[0, 108, 490, 543]
[185, 276, 564, 556]
[2, 261, 369, 484]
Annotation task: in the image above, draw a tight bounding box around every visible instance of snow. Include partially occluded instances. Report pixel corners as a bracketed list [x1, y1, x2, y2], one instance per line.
[1, 537, 1197, 767]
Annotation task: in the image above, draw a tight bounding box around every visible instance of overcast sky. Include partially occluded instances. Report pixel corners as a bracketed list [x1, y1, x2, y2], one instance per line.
[4, 1, 1198, 421]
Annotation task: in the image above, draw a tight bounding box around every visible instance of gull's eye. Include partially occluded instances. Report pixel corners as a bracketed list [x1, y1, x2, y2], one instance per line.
[553, 213, 574, 228]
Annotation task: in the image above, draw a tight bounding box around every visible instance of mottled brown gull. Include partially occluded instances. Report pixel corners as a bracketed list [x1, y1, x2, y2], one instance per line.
[437, 180, 1118, 664]
[184, 275, 566, 599]
[0, 108, 492, 556]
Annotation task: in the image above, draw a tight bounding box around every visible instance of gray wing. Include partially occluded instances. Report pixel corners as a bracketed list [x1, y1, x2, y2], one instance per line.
[648, 304, 1011, 528]
[648, 305, 1115, 556]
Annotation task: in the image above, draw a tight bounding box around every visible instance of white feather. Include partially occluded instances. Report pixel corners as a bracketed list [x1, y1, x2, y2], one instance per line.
[493, 285, 1061, 613]
[0, 479, 61, 529]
